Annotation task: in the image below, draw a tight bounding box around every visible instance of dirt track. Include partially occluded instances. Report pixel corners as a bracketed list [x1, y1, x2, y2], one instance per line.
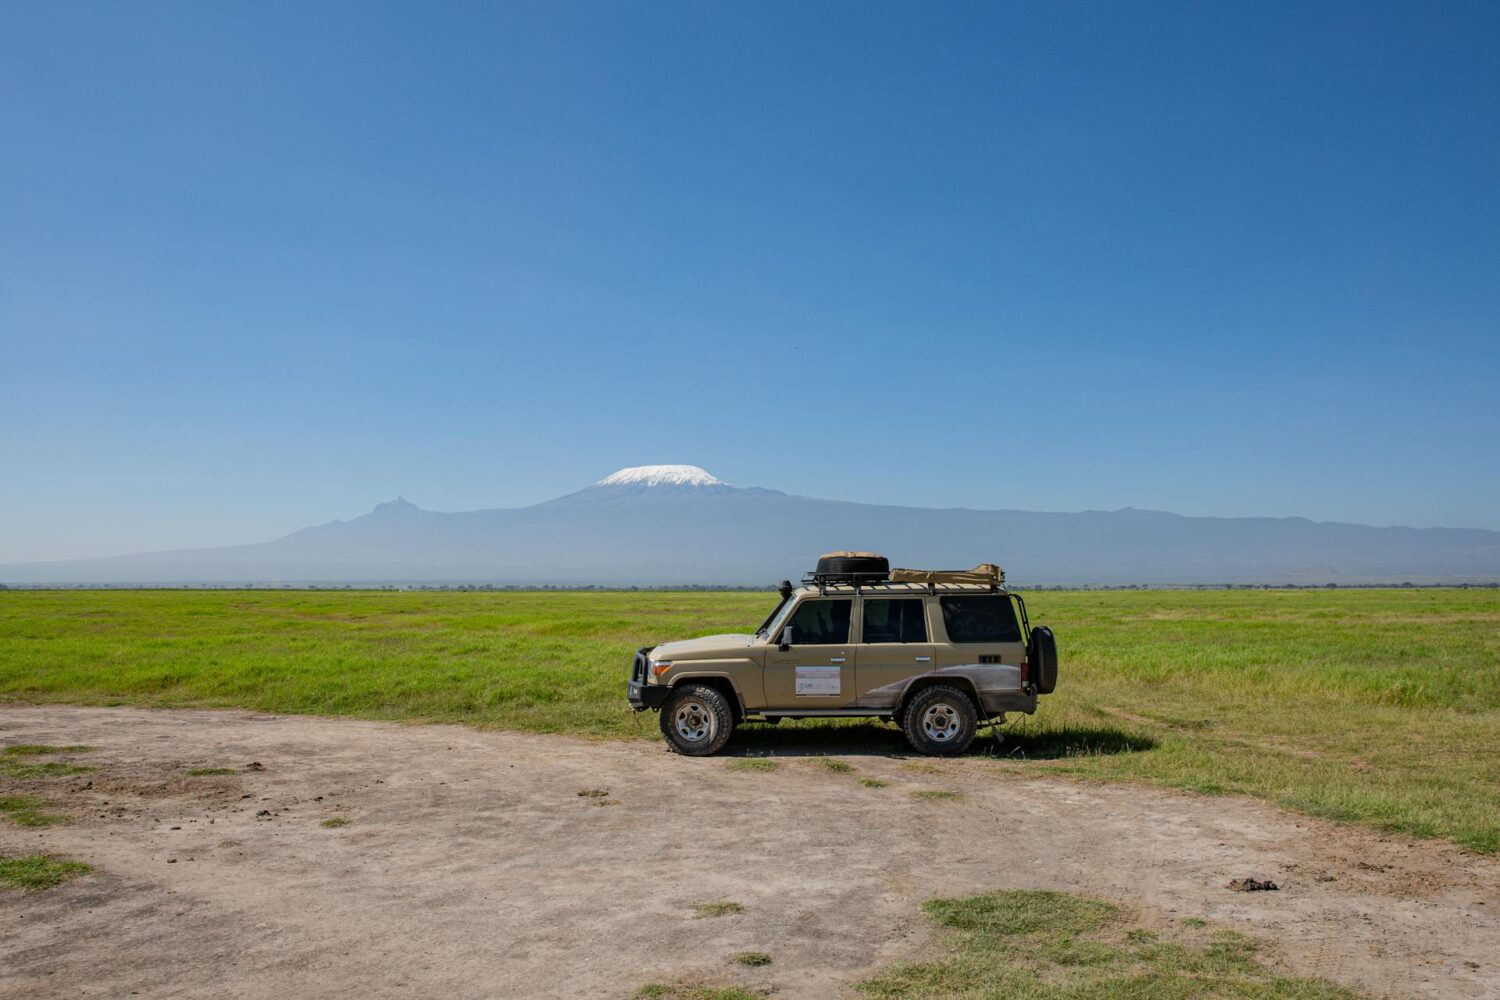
[1, 706, 1496, 999]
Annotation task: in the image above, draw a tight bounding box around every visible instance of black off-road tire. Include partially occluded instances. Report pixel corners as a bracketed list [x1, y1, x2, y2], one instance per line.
[659, 683, 736, 756]
[814, 553, 890, 583]
[901, 685, 978, 757]
[1028, 625, 1058, 694]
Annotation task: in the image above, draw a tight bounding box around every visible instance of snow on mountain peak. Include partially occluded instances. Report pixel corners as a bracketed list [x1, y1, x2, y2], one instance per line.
[596, 465, 726, 488]
[370, 496, 420, 514]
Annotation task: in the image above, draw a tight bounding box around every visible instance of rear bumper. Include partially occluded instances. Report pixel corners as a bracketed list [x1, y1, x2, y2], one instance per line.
[980, 688, 1038, 716]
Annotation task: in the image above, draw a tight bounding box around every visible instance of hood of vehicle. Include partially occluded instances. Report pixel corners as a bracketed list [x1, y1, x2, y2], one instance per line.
[651, 633, 760, 660]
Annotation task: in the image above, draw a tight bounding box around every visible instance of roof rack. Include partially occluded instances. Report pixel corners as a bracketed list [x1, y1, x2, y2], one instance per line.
[798, 574, 1005, 596]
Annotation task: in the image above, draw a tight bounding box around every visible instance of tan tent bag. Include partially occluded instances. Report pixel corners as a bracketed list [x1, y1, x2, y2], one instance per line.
[889, 563, 1004, 586]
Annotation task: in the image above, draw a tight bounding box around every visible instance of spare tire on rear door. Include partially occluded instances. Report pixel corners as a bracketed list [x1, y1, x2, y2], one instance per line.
[1028, 625, 1058, 694]
[814, 551, 890, 584]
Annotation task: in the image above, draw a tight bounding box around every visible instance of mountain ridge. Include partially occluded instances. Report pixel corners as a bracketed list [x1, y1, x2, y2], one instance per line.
[4, 466, 1498, 585]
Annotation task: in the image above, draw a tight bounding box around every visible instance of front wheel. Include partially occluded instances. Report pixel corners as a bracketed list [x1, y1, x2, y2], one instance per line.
[901, 685, 978, 756]
[659, 684, 735, 756]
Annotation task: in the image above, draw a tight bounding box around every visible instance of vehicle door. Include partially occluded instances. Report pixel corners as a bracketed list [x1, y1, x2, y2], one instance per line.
[763, 597, 855, 709]
[931, 593, 1026, 668]
[853, 596, 934, 709]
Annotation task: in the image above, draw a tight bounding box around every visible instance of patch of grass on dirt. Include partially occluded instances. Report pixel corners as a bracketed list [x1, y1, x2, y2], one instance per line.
[0, 795, 67, 827]
[725, 759, 778, 772]
[634, 984, 766, 1000]
[910, 790, 963, 801]
[0, 855, 92, 892]
[810, 758, 854, 773]
[1181, 917, 1208, 928]
[900, 762, 945, 775]
[0, 743, 94, 779]
[577, 788, 610, 797]
[3, 744, 92, 756]
[0, 759, 93, 779]
[731, 951, 772, 967]
[320, 817, 350, 828]
[859, 778, 888, 788]
[692, 901, 745, 918]
[854, 889, 1360, 999]
[187, 767, 237, 776]
[3, 588, 1498, 850]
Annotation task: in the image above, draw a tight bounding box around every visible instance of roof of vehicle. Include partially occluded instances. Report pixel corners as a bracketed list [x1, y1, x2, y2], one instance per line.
[794, 580, 1011, 597]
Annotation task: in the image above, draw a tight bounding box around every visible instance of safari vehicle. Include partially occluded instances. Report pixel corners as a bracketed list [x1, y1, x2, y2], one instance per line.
[627, 552, 1057, 756]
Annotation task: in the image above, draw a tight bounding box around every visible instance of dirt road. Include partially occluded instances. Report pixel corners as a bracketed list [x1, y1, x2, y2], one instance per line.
[1, 706, 1496, 999]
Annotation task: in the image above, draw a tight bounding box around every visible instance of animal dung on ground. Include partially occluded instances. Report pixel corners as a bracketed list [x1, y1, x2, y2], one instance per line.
[1227, 878, 1279, 892]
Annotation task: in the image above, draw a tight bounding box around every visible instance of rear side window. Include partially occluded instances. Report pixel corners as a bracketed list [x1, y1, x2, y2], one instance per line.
[939, 595, 1021, 643]
[862, 599, 928, 643]
[787, 599, 852, 645]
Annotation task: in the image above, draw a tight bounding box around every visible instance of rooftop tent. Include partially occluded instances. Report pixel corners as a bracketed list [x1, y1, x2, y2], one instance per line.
[889, 563, 1004, 587]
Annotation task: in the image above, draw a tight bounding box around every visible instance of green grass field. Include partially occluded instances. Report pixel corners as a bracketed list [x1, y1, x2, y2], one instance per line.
[2, 588, 1497, 851]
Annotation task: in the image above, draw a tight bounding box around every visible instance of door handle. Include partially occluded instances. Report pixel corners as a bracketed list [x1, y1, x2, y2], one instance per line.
[915, 656, 932, 662]
[830, 657, 846, 663]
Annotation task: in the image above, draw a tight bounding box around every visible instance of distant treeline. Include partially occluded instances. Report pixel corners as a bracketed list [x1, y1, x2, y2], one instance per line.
[2, 581, 1496, 592]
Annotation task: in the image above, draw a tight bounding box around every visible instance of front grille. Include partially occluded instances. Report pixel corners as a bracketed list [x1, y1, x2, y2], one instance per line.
[631, 648, 649, 684]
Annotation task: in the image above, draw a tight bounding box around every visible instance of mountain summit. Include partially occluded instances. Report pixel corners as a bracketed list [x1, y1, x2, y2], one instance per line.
[542, 464, 783, 509]
[596, 465, 725, 487]
[3, 468, 1499, 585]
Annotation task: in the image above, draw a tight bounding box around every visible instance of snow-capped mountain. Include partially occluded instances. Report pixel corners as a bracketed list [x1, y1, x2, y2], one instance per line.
[597, 465, 726, 487]
[543, 465, 785, 508]
[4, 465, 1499, 585]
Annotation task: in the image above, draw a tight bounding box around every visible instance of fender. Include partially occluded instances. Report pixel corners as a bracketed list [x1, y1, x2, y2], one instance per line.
[852, 663, 1033, 717]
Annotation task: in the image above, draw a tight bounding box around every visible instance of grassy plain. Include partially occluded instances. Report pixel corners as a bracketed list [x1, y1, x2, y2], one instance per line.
[1, 588, 1496, 850]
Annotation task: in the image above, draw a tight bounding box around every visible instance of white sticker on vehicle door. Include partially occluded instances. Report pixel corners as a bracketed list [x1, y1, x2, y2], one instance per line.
[795, 666, 842, 697]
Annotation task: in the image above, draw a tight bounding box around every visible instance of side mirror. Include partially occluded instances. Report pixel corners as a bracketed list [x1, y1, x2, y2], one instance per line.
[779, 626, 794, 651]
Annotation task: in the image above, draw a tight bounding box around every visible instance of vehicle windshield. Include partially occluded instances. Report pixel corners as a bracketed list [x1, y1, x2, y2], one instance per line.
[754, 594, 796, 640]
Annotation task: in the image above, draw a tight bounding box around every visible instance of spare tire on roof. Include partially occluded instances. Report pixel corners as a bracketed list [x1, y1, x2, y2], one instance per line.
[814, 551, 889, 583]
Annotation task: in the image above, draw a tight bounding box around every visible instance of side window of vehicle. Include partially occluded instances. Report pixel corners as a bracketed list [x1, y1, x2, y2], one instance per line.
[862, 599, 928, 643]
[939, 595, 1022, 643]
[787, 599, 852, 645]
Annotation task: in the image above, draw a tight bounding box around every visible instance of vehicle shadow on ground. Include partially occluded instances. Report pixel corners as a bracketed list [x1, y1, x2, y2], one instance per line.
[993, 726, 1158, 760]
[725, 721, 1156, 760]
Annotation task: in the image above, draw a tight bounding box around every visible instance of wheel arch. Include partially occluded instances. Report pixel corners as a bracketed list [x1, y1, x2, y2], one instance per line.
[895, 676, 985, 723]
[671, 673, 746, 723]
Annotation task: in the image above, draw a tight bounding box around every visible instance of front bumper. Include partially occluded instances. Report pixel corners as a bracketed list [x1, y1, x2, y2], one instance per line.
[627, 680, 670, 711]
[627, 646, 670, 711]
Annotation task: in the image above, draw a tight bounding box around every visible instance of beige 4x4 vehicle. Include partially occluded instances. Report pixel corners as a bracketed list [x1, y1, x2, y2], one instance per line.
[627, 552, 1057, 756]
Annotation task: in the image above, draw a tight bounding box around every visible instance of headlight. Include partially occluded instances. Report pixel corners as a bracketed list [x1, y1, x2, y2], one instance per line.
[649, 659, 673, 679]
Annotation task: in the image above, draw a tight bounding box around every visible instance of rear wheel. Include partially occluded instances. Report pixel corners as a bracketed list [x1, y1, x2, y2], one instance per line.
[660, 684, 735, 756]
[901, 685, 978, 756]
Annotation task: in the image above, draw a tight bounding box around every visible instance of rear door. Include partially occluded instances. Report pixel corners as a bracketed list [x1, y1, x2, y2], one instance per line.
[763, 598, 855, 709]
[853, 597, 934, 708]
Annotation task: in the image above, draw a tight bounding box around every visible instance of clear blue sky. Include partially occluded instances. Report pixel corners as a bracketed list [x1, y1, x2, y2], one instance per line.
[3, 1, 1498, 561]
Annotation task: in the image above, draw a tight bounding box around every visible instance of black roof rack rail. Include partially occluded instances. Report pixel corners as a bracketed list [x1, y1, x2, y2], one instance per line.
[798, 574, 1011, 597]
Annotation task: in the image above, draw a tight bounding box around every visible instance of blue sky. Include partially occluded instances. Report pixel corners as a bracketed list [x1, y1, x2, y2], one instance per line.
[3, 1, 1498, 561]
